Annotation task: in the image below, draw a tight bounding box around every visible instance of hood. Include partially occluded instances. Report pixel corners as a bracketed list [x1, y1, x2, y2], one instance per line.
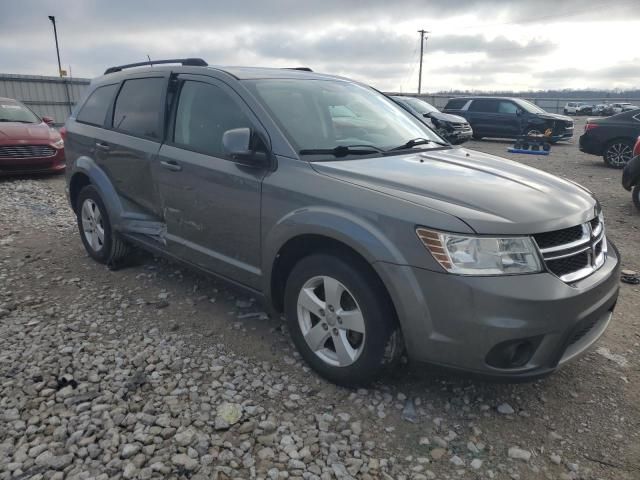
[311, 147, 598, 235]
[428, 111, 468, 124]
[0, 122, 58, 144]
[537, 112, 573, 122]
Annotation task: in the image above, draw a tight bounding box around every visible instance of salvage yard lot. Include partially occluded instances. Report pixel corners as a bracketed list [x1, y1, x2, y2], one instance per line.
[1, 117, 638, 480]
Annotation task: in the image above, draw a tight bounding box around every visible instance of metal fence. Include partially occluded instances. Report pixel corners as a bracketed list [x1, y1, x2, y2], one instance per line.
[389, 93, 640, 114]
[0, 73, 90, 126]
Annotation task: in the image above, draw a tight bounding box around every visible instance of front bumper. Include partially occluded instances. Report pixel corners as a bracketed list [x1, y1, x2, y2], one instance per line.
[374, 241, 620, 379]
[0, 148, 65, 176]
[446, 128, 473, 143]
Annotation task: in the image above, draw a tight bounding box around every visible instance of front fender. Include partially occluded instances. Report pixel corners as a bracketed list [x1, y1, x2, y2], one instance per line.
[72, 157, 125, 230]
[262, 206, 409, 294]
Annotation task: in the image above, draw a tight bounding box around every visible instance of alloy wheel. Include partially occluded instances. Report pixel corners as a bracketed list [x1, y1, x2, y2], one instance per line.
[296, 275, 366, 367]
[606, 143, 632, 167]
[81, 198, 105, 252]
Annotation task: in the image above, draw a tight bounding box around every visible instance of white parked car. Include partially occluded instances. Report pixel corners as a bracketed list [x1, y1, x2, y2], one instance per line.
[611, 103, 639, 114]
[563, 102, 593, 115]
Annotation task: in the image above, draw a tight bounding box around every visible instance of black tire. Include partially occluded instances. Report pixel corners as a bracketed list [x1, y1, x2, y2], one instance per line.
[603, 139, 634, 169]
[633, 185, 640, 211]
[284, 253, 402, 387]
[76, 185, 130, 265]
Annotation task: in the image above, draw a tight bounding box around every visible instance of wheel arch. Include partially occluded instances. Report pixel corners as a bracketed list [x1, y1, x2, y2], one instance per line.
[70, 157, 124, 229]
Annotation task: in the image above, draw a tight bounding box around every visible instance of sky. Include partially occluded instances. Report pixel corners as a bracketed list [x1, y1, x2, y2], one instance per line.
[1, 0, 640, 93]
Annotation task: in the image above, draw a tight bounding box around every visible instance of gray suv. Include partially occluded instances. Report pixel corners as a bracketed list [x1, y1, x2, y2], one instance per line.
[65, 58, 620, 386]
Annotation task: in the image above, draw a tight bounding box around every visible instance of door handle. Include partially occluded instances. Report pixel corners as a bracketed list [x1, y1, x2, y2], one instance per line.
[160, 160, 182, 172]
[95, 141, 110, 151]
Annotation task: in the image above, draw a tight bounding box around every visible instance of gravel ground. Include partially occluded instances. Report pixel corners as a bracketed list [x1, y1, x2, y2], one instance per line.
[1, 117, 639, 480]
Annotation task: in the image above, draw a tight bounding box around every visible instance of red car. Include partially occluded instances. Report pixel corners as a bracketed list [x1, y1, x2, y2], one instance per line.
[0, 96, 65, 175]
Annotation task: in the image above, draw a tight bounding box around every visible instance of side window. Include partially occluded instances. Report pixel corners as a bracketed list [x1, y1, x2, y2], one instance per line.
[444, 99, 467, 110]
[173, 81, 253, 158]
[113, 78, 165, 139]
[76, 84, 118, 126]
[468, 99, 497, 113]
[498, 101, 519, 114]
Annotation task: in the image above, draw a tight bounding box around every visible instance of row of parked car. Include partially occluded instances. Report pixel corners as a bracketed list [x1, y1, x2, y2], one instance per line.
[0, 58, 637, 386]
[564, 101, 639, 116]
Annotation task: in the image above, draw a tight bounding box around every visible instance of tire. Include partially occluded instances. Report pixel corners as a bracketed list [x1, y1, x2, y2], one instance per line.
[284, 253, 402, 387]
[633, 185, 640, 211]
[603, 139, 634, 169]
[76, 185, 130, 265]
[472, 134, 483, 140]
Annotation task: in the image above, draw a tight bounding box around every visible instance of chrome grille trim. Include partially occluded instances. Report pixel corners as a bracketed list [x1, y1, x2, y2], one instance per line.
[0, 145, 57, 159]
[533, 214, 606, 283]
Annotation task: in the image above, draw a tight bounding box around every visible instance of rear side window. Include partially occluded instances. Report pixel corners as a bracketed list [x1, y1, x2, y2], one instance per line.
[444, 99, 467, 110]
[113, 78, 165, 139]
[173, 81, 253, 157]
[498, 101, 518, 114]
[469, 99, 498, 113]
[76, 84, 118, 126]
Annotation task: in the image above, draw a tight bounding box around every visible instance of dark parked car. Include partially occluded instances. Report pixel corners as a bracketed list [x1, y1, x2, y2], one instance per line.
[443, 96, 574, 142]
[621, 136, 640, 210]
[64, 58, 619, 386]
[0, 96, 65, 175]
[391, 95, 472, 144]
[579, 109, 640, 168]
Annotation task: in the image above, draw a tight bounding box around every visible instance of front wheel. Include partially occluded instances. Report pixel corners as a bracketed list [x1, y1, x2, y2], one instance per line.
[603, 140, 633, 168]
[76, 185, 130, 264]
[284, 254, 402, 386]
[633, 185, 640, 211]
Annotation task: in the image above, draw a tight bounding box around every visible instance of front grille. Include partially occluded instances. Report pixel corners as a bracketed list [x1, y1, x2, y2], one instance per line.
[533, 215, 606, 283]
[451, 123, 471, 131]
[0, 145, 56, 159]
[546, 251, 589, 277]
[533, 225, 583, 249]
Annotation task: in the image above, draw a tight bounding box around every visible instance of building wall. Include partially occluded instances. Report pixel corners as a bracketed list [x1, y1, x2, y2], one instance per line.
[0, 74, 90, 126]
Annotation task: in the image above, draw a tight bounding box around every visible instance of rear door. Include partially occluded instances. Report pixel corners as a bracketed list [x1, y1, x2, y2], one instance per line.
[154, 74, 269, 289]
[465, 99, 499, 136]
[96, 74, 168, 218]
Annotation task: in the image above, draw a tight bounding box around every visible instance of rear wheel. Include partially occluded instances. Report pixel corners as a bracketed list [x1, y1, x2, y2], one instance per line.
[76, 185, 130, 264]
[284, 253, 402, 386]
[633, 185, 640, 211]
[603, 140, 633, 168]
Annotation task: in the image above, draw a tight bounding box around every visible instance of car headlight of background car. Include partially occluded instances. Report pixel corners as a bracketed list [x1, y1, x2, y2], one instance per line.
[52, 138, 64, 148]
[416, 228, 542, 275]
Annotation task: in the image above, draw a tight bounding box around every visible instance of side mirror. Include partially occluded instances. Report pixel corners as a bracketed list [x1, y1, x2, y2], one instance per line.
[422, 112, 432, 118]
[222, 128, 269, 167]
[42, 116, 55, 126]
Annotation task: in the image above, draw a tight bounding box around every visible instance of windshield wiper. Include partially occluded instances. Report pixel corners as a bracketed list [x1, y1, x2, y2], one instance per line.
[299, 144, 385, 158]
[389, 137, 448, 151]
[0, 119, 34, 123]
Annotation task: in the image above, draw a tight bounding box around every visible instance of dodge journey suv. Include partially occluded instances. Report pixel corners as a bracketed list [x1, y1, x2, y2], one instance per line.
[64, 58, 619, 386]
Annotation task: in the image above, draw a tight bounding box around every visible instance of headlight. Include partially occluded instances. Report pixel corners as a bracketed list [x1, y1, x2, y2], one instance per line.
[52, 139, 64, 148]
[416, 228, 542, 275]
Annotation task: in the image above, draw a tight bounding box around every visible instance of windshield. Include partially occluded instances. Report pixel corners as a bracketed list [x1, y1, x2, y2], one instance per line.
[395, 96, 439, 115]
[246, 79, 445, 157]
[514, 99, 546, 114]
[0, 100, 40, 124]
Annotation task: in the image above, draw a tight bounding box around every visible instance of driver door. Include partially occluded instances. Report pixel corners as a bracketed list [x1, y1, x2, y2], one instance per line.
[154, 75, 269, 289]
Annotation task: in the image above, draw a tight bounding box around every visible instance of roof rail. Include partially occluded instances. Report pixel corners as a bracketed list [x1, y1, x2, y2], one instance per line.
[104, 58, 208, 75]
[281, 67, 313, 72]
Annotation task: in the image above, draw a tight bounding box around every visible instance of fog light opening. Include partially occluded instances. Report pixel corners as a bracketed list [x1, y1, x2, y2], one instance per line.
[486, 337, 542, 369]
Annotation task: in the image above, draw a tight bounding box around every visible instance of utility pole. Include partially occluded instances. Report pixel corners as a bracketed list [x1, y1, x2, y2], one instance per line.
[48, 16, 72, 115]
[417, 29, 429, 94]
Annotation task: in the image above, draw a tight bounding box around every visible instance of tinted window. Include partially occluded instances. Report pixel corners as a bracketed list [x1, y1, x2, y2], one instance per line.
[469, 99, 498, 113]
[113, 78, 164, 139]
[76, 84, 118, 126]
[498, 101, 519, 114]
[444, 99, 467, 110]
[174, 81, 252, 157]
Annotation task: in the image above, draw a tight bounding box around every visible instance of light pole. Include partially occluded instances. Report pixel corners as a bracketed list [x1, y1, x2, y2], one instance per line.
[417, 29, 429, 94]
[48, 15, 72, 115]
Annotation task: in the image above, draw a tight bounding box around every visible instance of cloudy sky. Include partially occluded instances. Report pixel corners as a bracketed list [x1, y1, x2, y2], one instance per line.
[2, 0, 640, 92]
